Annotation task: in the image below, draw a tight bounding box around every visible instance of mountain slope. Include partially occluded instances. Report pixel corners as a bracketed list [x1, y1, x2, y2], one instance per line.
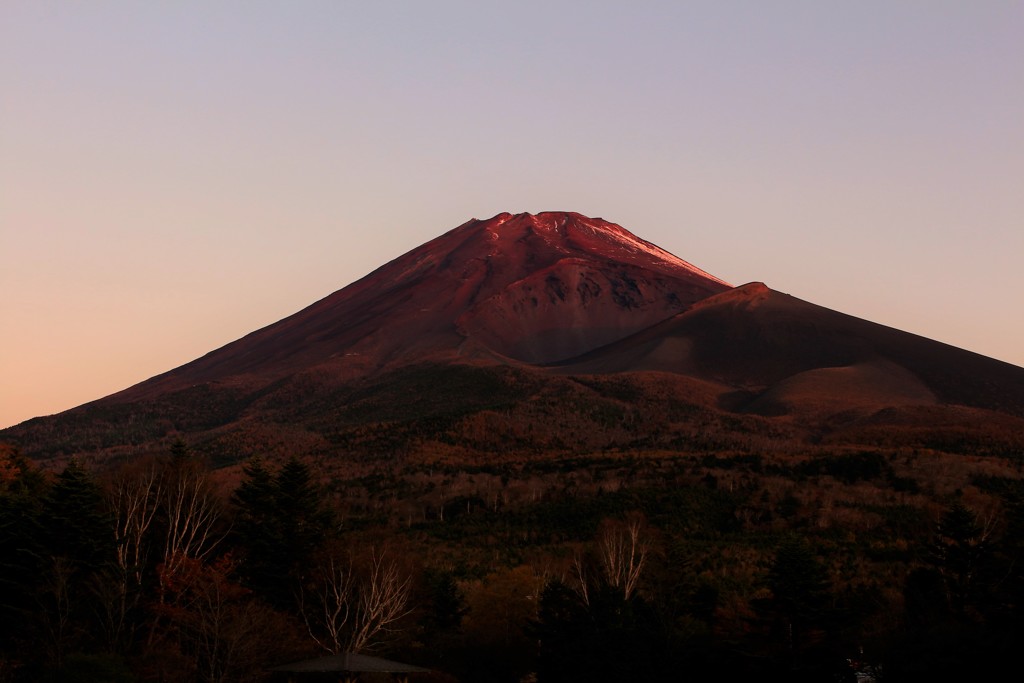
[556, 281, 1024, 416]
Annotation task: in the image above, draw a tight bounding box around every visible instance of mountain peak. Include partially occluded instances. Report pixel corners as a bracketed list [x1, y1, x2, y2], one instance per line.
[457, 211, 732, 287]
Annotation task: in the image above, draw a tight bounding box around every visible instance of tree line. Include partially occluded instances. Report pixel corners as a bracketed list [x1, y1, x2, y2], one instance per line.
[3, 441, 1024, 682]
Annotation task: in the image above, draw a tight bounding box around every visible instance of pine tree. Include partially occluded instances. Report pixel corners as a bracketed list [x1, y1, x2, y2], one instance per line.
[36, 460, 116, 666]
[930, 500, 991, 618]
[41, 460, 114, 573]
[274, 456, 335, 569]
[0, 450, 47, 655]
[231, 456, 334, 610]
[763, 535, 832, 652]
[231, 457, 281, 600]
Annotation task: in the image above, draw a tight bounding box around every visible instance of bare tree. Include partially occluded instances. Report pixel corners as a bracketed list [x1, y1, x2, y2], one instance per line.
[112, 462, 162, 586]
[161, 462, 224, 582]
[301, 546, 414, 654]
[349, 548, 414, 653]
[99, 461, 163, 649]
[147, 454, 227, 650]
[595, 514, 650, 601]
[300, 554, 354, 654]
[570, 550, 591, 606]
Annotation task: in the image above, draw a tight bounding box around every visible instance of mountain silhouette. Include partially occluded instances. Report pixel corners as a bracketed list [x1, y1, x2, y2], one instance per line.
[5, 211, 1024, 464]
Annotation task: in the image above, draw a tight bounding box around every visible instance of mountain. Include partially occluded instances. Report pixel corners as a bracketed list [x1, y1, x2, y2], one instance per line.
[114, 211, 732, 400]
[4, 211, 1024, 466]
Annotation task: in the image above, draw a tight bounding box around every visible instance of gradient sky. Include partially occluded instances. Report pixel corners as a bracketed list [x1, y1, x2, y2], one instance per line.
[2, 1, 1022, 429]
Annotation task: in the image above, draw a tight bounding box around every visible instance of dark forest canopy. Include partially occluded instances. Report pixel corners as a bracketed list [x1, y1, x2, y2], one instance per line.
[2, 436, 1024, 683]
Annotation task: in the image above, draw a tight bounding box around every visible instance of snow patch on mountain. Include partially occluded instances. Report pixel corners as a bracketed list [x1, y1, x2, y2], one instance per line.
[573, 215, 732, 287]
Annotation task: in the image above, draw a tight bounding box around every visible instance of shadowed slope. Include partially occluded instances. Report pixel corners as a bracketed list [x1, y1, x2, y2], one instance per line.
[555, 282, 1024, 417]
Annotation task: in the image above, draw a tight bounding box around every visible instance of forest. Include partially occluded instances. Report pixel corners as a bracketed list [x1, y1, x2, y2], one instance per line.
[2, 433, 1024, 683]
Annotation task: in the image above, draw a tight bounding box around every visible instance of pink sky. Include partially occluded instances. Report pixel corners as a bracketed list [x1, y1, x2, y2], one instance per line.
[2, 2, 1022, 429]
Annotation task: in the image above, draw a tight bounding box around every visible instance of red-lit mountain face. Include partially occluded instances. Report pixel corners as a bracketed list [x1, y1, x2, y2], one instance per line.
[5, 210, 1024, 466]
[112, 211, 732, 400]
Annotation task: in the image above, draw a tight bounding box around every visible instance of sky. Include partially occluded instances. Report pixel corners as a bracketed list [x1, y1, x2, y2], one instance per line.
[2, 1, 1022, 430]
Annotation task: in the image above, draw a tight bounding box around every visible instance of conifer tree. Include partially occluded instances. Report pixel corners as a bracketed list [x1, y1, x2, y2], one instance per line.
[41, 460, 114, 573]
[231, 456, 334, 610]
[0, 450, 47, 657]
[230, 457, 282, 601]
[274, 456, 335, 571]
[930, 500, 991, 618]
[36, 460, 115, 666]
[762, 535, 832, 653]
